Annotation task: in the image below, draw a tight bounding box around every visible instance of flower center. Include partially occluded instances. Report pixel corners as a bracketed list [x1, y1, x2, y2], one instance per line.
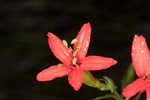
[62, 39, 81, 66]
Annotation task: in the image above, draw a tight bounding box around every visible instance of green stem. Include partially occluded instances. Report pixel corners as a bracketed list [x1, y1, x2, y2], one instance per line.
[93, 94, 118, 100]
[83, 71, 124, 100]
[125, 98, 129, 100]
[113, 90, 124, 100]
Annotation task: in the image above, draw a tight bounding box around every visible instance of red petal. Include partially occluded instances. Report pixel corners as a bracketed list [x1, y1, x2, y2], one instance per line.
[68, 67, 83, 91]
[123, 78, 148, 98]
[48, 32, 72, 65]
[80, 56, 117, 71]
[74, 22, 91, 61]
[146, 85, 150, 98]
[36, 64, 71, 81]
[131, 35, 150, 77]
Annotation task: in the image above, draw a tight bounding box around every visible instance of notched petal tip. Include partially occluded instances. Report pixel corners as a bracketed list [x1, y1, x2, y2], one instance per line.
[74, 86, 80, 91]
[133, 34, 146, 43]
[81, 22, 91, 35]
[84, 22, 91, 29]
[47, 32, 54, 38]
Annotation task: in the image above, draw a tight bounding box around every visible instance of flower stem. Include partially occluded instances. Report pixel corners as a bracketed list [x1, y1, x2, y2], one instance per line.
[93, 94, 118, 100]
[83, 72, 124, 100]
[113, 90, 124, 100]
[125, 98, 129, 100]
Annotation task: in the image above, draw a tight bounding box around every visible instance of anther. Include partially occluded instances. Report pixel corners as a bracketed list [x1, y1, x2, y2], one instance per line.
[69, 47, 73, 52]
[72, 57, 77, 65]
[57, 64, 62, 67]
[62, 40, 68, 47]
[71, 39, 77, 45]
[73, 45, 81, 57]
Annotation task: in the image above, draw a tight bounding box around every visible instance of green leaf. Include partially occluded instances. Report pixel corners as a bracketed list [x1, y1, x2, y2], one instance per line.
[121, 64, 135, 90]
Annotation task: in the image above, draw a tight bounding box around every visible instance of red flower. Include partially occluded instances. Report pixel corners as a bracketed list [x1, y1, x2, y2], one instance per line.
[36, 22, 117, 91]
[123, 35, 150, 98]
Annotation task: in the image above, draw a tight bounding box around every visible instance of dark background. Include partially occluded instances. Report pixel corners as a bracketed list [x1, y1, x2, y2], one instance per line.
[1, 0, 150, 100]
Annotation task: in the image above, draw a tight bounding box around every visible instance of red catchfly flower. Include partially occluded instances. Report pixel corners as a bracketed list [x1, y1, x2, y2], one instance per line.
[123, 35, 150, 99]
[36, 22, 117, 91]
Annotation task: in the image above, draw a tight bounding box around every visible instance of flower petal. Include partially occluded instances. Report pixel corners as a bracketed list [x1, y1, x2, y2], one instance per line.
[36, 64, 71, 81]
[80, 56, 117, 71]
[48, 32, 72, 65]
[131, 35, 150, 77]
[74, 22, 91, 61]
[68, 67, 83, 91]
[123, 78, 148, 98]
[146, 85, 150, 98]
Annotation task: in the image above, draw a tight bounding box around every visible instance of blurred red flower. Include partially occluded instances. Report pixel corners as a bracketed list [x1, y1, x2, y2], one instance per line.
[123, 35, 150, 99]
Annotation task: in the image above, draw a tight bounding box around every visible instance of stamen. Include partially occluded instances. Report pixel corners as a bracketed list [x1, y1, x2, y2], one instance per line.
[57, 64, 62, 67]
[69, 47, 73, 52]
[62, 40, 68, 47]
[73, 49, 78, 57]
[72, 57, 77, 65]
[71, 38, 77, 45]
[73, 45, 81, 57]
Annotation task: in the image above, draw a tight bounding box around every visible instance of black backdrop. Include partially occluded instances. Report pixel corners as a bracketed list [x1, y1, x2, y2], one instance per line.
[1, 0, 150, 100]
